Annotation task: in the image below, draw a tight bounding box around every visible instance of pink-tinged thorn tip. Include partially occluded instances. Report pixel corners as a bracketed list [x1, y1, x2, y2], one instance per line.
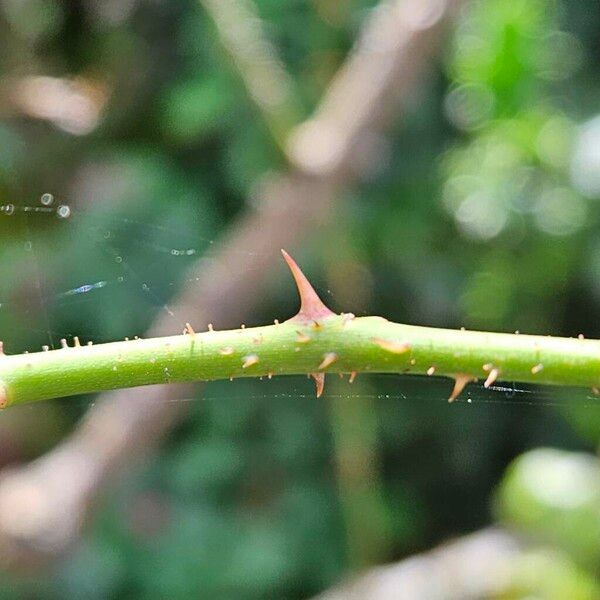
[484, 368, 499, 388]
[311, 372, 325, 398]
[281, 250, 335, 324]
[448, 374, 474, 403]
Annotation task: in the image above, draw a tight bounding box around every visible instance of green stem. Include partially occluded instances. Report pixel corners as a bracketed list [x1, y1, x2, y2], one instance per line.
[1, 314, 599, 408]
[1, 251, 598, 408]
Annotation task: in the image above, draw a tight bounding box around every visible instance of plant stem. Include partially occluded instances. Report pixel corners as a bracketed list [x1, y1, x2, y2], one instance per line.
[1, 315, 599, 408]
[1, 250, 599, 409]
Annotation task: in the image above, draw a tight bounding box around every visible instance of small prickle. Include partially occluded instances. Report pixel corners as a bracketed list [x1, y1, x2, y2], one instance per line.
[372, 338, 411, 354]
[427, 366, 435, 376]
[531, 363, 544, 375]
[219, 346, 235, 356]
[184, 323, 196, 336]
[349, 371, 357, 383]
[448, 374, 474, 403]
[0, 341, 4, 356]
[42, 345, 49, 352]
[318, 352, 338, 370]
[73, 336, 81, 347]
[484, 368, 499, 388]
[342, 313, 355, 326]
[60, 339, 68, 349]
[207, 323, 214, 332]
[242, 354, 259, 368]
[296, 331, 312, 343]
[311, 372, 325, 398]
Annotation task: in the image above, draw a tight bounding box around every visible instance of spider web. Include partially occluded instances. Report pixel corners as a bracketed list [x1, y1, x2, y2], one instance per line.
[1, 192, 216, 346]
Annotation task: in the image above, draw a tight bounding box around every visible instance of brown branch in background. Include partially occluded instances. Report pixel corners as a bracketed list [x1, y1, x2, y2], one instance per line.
[0, 9, 108, 136]
[0, 76, 109, 135]
[312, 528, 523, 600]
[200, 0, 303, 146]
[287, 0, 456, 179]
[0, 0, 459, 568]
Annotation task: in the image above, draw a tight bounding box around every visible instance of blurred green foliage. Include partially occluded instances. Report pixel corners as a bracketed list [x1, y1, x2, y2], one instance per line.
[497, 448, 600, 568]
[502, 549, 600, 600]
[0, 0, 600, 598]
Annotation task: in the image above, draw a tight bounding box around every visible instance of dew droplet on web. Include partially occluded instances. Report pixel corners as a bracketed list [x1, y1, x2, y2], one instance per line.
[57, 205, 71, 219]
[115, 256, 123, 263]
[40, 193, 54, 206]
[2, 204, 15, 215]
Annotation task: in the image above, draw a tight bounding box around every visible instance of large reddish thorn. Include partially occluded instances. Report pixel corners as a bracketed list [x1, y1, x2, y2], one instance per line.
[281, 250, 336, 324]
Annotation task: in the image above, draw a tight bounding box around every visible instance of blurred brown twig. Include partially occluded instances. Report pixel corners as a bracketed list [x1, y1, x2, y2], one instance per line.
[312, 528, 522, 600]
[0, 75, 108, 135]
